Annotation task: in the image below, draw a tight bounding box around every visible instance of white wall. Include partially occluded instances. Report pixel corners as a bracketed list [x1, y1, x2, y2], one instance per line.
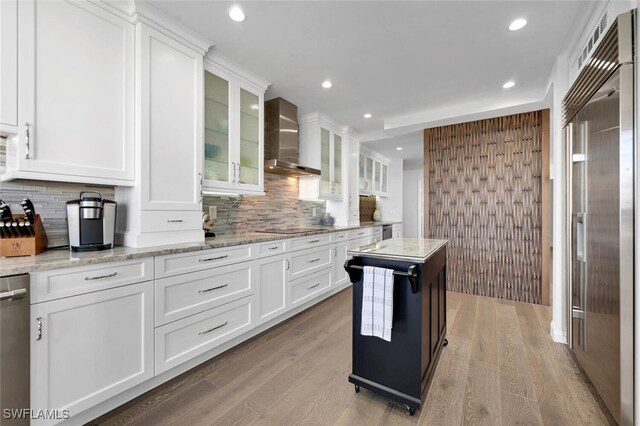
[403, 167, 423, 237]
[376, 158, 403, 222]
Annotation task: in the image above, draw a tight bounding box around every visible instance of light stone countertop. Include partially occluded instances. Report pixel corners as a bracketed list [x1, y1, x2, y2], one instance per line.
[347, 238, 448, 263]
[0, 222, 398, 276]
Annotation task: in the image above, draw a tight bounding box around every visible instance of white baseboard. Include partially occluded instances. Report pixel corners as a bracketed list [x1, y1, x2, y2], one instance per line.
[550, 320, 568, 344]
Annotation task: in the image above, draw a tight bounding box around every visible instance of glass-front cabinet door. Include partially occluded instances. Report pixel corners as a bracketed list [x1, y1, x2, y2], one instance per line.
[320, 127, 331, 195]
[365, 157, 373, 191]
[359, 154, 365, 190]
[237, 85, 262, 191]
[381, 163, 388, 194]
[204, 70, 232, 188]
[374, 160, 381, 192]
[332, 134, 342, 195]
[203, 62, 265, 195]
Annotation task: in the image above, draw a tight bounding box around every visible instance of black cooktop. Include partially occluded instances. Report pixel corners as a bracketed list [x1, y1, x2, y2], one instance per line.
[256, 228, 323, 234]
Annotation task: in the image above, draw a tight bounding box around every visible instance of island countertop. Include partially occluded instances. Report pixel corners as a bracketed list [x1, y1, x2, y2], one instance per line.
[347, 238, 448, 262]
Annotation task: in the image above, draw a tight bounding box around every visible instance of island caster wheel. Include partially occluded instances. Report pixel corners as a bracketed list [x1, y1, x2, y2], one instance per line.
[405, 405, 416, 416]
[354, 384, 360, 393]
[443, 338, 449, 347]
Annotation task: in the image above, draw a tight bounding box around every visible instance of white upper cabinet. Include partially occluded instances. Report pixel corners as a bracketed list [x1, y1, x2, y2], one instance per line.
[202, 55, 269, 195]
[139, 23, 203, 211]
[359, 148, 389, 197]
[0, 0, 18, 134]
[299, 113, 344, 200]
[115, 21, 208, 248]
[2, 0, 135, 185]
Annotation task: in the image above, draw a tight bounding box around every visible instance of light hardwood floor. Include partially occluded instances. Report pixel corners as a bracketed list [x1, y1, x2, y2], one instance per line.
[94, 289, 613, 426]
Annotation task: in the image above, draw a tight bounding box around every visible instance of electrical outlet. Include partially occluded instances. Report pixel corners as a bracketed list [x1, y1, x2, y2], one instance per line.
[312, 208, 317, 217]
[209, 206, 217, 220]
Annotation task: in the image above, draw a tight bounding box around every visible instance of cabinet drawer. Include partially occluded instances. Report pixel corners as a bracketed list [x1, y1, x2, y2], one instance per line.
[156, 263, 254, 325]
[332, 232, 348, 242]
[348, 237, 374, 251]
[256, 240, 287, 258]
[289, 246, 333, 281]
[155, 245, 252, 278]
[348, 228, 372, 239]
[155, 296, 253, 374]
[31, 258, 154, 303]
[290, 233, 332, 250]
[290, 269, 332, 307]
[392, 224, 402, 231]
[140, 210, 202, 232]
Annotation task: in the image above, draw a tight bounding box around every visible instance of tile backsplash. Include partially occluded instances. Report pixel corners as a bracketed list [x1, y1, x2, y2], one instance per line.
[204, 173, 326, 235]
[0, 179, 115, 248]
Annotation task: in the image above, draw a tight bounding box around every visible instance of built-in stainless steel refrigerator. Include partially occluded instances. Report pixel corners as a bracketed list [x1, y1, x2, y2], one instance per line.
[565, 10, 634, 425]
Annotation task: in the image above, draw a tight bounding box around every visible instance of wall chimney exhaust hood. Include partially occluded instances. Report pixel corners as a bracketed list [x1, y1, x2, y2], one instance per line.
[264, 97, 321, 177]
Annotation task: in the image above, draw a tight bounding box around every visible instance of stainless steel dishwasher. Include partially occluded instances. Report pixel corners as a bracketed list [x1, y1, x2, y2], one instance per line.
[1, 274, 30, 425]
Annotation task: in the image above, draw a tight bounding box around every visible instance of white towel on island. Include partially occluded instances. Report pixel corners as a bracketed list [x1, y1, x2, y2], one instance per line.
[361, 266, 394, 342]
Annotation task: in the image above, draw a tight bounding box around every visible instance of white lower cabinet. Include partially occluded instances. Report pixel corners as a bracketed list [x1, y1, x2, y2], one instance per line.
[31, 281, 154, 424]
[255, 254, 288, 325]
[290, 268, 332, 307]
[155, 262, 254, 326]
[333, 242, 350, 287]
[155, 296, 253, 374]
[288, 245, 333, 281]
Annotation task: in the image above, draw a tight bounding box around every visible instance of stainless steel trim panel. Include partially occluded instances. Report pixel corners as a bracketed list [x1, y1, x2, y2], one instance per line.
[617, 10, 634, 425]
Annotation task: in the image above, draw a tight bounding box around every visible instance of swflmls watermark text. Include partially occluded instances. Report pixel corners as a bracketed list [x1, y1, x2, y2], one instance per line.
[3, 409, 70, 420]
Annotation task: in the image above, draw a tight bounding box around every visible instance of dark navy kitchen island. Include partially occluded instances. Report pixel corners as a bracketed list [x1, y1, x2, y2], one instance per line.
[345, 238, 448, 415]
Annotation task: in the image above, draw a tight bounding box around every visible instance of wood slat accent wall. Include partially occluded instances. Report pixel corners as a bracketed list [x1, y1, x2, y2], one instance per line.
[424, 111, 550, 304]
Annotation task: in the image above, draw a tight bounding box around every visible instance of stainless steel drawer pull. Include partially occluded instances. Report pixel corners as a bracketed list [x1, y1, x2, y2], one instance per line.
[85, 272, 118, 281]
[199, 255, 228, 262]
[307, 258, 321, 264]
[0, 288, 27, 301]
[198, 321, 228, 336]
[167, 219, 183, 223]
[308, 239, 320, 244]
[36, 317, 42, 341]
[198, 284, 228, 294]
[358, 232, 365, 235]
[268, 246, 279, 250]
[308, 283, 320, 290]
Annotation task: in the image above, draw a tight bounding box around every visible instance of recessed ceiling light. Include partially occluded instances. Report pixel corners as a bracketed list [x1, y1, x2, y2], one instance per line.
[322, 80, 333, 89]
[396, 147, 403, 151]
[503, 81, 516, 89]
[509, 18, 527, 31]
[363, 113, 372, 119]
[229, 6, 246, 22]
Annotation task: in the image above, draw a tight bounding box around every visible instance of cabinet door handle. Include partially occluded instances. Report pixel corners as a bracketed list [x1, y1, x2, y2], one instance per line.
[307, 283, 320, 290]
[24, 122, 31, 159]
[238, 163, 242, 183]
[167, 219, 183, 223]
[198, 284, 228, 294]
[199, 321, 228, 336]
[232, 162, 236, 183]
[285, 260, 290, 270]
[36, 317, 42, 341]
[307, 239, 320, 244]
[84, 272, 118, 281]
[307, 258, 320, 264]
[199, 255, 228, 262]
[334, 248, 337, 257]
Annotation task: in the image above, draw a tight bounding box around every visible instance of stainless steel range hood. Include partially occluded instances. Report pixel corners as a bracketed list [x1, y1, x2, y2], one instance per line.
[264, 97, 320, 177]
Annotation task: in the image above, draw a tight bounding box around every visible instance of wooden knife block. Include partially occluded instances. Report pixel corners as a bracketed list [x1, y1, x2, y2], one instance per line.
[0, 214, 48, 257]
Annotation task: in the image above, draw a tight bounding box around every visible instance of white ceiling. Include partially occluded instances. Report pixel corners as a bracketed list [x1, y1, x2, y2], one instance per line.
[151, 0, 594, 162]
